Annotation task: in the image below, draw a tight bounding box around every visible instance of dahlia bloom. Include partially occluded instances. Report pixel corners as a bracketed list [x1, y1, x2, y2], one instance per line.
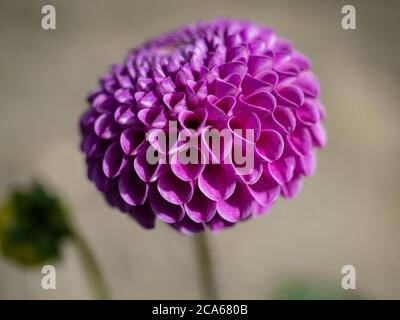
[79, 18, 326, 234]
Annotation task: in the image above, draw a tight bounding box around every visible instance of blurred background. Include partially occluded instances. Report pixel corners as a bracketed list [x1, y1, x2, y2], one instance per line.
[0, 0, 399, 299]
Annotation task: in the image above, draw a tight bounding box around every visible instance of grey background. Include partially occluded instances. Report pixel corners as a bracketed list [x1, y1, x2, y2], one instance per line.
[0, 0, 399, 299]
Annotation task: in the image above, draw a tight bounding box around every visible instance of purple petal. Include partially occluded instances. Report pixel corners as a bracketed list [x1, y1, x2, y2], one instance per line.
[163, 92, 187, 113]
[281, 176, 302, 198]
[219, 61, 247, 79]
[102, 141, 128, 178]
[241, 73, 273, 96]
[198, 164, 236, 201]
[267, 106, 297, 134]
[248, 173, 280, 206]
[235, 154, 263, 185]
[129, 200, 156, 229]
[295, 71, 320, 97]
[178, 108, 208, 133]
[134, 151, 165, 182]
[287, 127, 312, 156]
[138, 105, 168, 128]
[114, 105, 141, 127]
[150, 191, 185, 223]
[298, 151, 316, 177]
[275, 85, 304, 108]
[88, 160, 109, 192]
[256, 129, 284, 162]
[215, 77, 239, 98]
[296, 99, 319, 125]
[309, 123, 327, 148]
[184, 187, 217, 223]
[156, 77, 176, 97]
[206, 214, 235, 233]
[268, 156, 296, 184]
[228, 111, 261, 143]
[171, 148, 205, 182]
[172, 215, 204, 235]
[119, 169, 149, 206]
[94, 113, 120, 139]
[236, 91, 276, 119]
[120, 127, 146, 155]
[157, 170, 194, 205]
[247, 54, 273, 76]
[114, 88, 134, 104]
[137, 91, 159, 109]
[216, 181, 253, 222]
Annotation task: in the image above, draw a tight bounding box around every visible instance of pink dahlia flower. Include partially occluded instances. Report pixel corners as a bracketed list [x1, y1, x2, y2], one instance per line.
[79, 18, 326, 234]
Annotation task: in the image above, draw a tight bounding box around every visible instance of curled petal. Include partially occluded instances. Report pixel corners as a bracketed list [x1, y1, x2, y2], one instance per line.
[287, 127, 312, 156]
[236, 91, 276, 119]
[156, 77, 176, 96]
[216, 181, 253, 222]
[92, 94, 118, 113]
[94, 113, 120, 139]
[234, 154, 263, 185]
[206, 214, 235, 233]
[228, 111, 261, 143]
[157, 170, 194, 205]
[205, 95, 235, 126]
[114, 105, 141, 127]
[226, 45, 249, 62]
[295, 71, 320, 97]
[185, 187, 217, 223]
[309, 122, 327, 148]
[120, 127, 146, 155]
[247, 54, 274, 76]
[114, 88, 134, 104]
[256, 130, 284, 162]
[281, 176, 302, 198]
[81, 132, 107, 160]
[129, 201, 156, 229]
[172, 215, 204, 234]
[138, 105, 168, 128]
[297, 151, 317, 177]
[215, 77, 240, 98]
[219, 61, 248, 79]
[137, 91, 159, 109]
[267, 106, 297, 134]
[252, 201, 274, 217]
[150, 191, 185, 223]
[268, 156, 296, 185]
[102, 141, 127, 178]
[296, 99, 319, 126]
[241, 73, 273, 96]
[119, 169, 149, 206]
[163, 92, 187, 113]
[134, 151, 165, 183]
[171, 148, 205, 182]
[88, 160, 109, 192]
[178, 108, 208, 133]
[198, 164, 236, 201]
[187, 79, 208, 107]
[248, 173, 280, 206]
[275, 85, 304, 108]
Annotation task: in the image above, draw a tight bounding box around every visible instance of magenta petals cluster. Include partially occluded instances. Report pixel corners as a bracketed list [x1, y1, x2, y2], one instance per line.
[79, 18, 326, 234]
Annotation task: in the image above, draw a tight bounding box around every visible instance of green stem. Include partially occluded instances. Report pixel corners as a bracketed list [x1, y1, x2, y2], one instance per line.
[72, 232, 110, 300]
[194, 232, 218, 299]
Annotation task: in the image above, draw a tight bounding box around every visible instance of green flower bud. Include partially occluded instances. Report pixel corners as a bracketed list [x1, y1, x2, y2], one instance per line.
[0, 182, 71, 266]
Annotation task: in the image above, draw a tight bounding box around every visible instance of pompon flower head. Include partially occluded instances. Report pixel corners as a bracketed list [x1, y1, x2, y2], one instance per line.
[79, 18, 326, 234]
